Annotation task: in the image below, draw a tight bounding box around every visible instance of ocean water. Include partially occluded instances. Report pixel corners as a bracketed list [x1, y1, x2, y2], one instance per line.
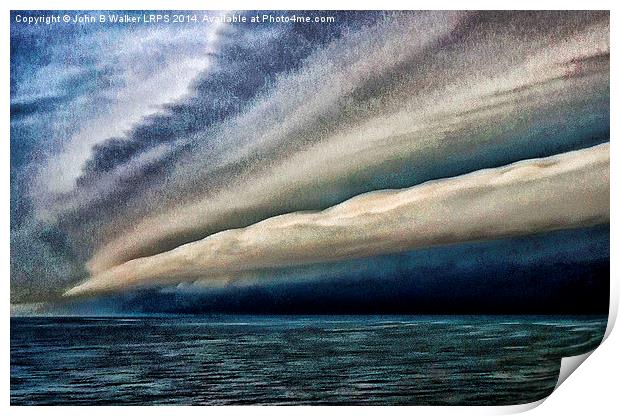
[11, 315, 606, 405]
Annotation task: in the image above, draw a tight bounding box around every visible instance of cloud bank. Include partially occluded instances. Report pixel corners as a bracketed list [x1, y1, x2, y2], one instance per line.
[10, 11, 610, 305]
[66, 143, 609, 297]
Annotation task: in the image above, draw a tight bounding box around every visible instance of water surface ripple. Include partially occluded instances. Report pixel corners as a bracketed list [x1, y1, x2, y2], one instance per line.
[10, 315, 606, 405]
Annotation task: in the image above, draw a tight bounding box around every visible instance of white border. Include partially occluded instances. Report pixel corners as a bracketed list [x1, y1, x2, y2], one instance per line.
[2, 1, 617, 414]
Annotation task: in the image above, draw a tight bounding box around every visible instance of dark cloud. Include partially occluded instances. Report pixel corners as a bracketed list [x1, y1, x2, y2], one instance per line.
[52, 225, 610, 315]
[10, 94, 71, 121]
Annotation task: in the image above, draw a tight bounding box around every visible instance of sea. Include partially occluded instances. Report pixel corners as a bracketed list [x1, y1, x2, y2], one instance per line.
[10, 315, 606, 405]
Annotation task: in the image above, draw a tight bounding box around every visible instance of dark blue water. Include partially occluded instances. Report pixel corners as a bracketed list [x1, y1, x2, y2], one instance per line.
[11, 315, 606, 405]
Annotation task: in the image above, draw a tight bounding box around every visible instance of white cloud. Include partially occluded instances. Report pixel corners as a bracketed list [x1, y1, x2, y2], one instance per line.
[66, 143, 609, 297]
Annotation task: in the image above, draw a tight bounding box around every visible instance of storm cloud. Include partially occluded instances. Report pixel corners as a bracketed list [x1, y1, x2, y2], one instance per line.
[66, 143, 609, 297]
[10, 11, 609, 309]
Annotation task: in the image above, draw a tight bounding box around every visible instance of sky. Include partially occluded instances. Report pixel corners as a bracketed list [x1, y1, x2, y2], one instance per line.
[10, 11, 609, 314]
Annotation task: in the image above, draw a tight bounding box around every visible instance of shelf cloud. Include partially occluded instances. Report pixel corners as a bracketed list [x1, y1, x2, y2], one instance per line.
[66, 143, 609, 297]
